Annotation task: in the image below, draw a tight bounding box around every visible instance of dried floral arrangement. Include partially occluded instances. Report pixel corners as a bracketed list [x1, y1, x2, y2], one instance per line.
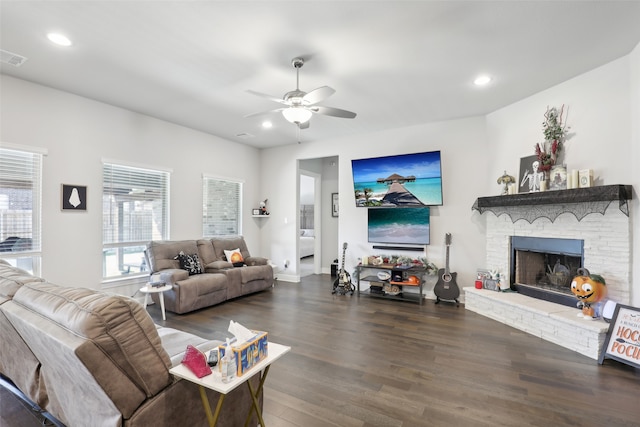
[534, 105, 570, 172]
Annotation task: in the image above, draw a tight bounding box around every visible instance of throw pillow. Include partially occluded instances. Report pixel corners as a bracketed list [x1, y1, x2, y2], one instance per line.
[223, 248, 244, 266]
[174, 251, 203, 275]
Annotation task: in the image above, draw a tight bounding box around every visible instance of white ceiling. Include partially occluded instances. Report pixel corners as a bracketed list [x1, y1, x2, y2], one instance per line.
[2, 1, 640, 149]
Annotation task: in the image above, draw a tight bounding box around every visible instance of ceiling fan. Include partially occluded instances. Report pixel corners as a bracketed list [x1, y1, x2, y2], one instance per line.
[245, 57, 357, 129]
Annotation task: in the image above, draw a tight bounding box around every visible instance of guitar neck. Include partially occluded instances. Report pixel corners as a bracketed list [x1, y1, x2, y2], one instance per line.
[445, 245, 450, 275]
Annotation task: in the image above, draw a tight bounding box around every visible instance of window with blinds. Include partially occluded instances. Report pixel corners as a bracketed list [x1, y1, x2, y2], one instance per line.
[0, 147, 43, 274]
[102, 162, 169, 279]
[300, 204, 315, 229]
[202, 176, 242, 236]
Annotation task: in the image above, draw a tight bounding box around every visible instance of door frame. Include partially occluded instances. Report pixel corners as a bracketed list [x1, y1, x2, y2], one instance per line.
[298, 169, 322, 276]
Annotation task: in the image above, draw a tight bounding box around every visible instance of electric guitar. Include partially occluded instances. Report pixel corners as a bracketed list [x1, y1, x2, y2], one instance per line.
[434, 233, 460, 305]
[332, 242, 354, 295]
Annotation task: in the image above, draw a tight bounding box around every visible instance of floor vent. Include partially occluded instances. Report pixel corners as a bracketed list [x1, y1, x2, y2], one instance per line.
[1, 49, 28, 67]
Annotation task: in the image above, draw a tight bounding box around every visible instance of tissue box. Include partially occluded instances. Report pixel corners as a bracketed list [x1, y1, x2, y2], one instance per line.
[218, 331, 268, 376]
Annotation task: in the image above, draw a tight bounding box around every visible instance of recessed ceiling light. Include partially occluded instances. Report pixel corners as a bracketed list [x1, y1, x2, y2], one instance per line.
[262, 121, 273, 129]
[47, 33, 72, 47]
[474, 75, 492, 86]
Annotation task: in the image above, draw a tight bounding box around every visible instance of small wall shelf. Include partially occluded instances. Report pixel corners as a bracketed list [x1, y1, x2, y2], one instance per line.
[251, 215, 270, 218]
[472, 184, 632, 223]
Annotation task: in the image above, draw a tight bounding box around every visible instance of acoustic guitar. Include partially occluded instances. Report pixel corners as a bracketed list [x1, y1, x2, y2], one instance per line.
[434, 233, 460, 305]
[332, 242, 354, 295]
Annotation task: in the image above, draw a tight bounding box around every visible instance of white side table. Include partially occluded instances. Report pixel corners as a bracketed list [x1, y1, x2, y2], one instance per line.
[140, 284, 172, 320]
[170, 342, 291, 426]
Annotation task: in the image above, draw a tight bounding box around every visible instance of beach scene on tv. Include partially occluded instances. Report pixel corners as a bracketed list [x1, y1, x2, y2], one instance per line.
[368, 207, 431, 245]
[351, 151, 443, 207]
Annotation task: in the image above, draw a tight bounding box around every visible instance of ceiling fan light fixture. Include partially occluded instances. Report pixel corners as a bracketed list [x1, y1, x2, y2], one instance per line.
[282, 107, 312, 124]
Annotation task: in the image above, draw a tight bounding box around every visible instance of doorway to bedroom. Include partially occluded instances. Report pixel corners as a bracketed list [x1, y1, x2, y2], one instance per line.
[299, 171, 319, 277]
[298, 156, 339, 279]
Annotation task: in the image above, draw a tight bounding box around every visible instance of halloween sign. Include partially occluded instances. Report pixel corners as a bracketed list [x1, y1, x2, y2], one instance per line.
[599, 304, 640, 368]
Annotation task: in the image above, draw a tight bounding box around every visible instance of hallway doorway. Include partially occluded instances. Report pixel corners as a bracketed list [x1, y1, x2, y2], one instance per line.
[298, 156, 339, 278]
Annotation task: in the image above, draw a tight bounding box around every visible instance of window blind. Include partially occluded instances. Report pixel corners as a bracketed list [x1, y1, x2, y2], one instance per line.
[202, 176, 242, 236]
[103, 163, 170, 244]
[0, 147, 42, 273]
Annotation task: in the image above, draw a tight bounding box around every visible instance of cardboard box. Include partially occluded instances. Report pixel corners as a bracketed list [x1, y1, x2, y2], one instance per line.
[218, 331, 268, 376]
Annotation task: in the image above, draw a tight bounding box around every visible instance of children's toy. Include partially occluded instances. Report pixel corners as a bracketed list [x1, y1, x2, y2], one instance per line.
[570, 268, 607, 320]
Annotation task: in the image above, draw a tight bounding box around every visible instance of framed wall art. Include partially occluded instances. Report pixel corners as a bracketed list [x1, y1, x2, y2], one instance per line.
[331, 193, 339, 217]
[61, 184, 87, 211]
[549, 164, 567, 190]
[518, 155, 543, 193]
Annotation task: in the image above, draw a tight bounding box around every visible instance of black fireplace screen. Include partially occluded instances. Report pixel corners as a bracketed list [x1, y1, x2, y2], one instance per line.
[514, 250, 582, 294]
[510, 236, 584, 305]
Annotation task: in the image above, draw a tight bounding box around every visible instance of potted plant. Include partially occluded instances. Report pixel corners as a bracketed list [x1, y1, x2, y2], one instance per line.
[534, 105, 570, 172]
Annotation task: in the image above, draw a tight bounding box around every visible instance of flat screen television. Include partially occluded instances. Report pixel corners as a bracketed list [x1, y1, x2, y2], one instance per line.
[351, 150, 443, 207]
[368, 207, 430, 245]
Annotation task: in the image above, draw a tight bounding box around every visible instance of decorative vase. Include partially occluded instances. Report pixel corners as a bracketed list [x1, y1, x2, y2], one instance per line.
[540, 173, 549, 191]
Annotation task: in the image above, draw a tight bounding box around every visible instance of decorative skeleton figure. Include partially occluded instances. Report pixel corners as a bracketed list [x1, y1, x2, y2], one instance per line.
[520, 160, 545, 192]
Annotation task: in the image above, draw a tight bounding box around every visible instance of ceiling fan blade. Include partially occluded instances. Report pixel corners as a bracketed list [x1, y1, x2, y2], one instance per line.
[311, 105, 357, 119]
[246, 90, 288, 105]
[244, 107, 285, 118]
[303, 86, 335, 105]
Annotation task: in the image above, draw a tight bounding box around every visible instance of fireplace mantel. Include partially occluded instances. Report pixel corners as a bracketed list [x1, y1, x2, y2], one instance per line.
[472, 184, 632, 223]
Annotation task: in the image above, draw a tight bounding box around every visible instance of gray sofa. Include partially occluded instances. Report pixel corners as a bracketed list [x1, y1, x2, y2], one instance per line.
[145, 236, 273, 314]
[0, 259, 261, 427]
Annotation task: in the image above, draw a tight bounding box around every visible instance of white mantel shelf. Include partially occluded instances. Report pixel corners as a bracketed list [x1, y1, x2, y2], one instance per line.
[472, 184, 633, 223]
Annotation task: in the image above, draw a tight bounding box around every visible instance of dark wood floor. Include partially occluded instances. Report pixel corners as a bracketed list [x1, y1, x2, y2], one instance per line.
[3, 274, 639, 426]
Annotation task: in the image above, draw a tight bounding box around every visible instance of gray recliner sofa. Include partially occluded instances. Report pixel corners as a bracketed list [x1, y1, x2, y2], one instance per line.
[0, 260, 261, 427]
[145, 236, 273, 314]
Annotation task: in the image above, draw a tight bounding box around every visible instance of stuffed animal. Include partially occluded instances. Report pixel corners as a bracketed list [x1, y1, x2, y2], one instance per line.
[570, 268, 607, 320]
[259, 199, 269, 215]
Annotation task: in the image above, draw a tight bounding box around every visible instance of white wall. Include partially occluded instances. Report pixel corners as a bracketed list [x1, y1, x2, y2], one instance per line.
[0, 75, 263, 294]
[486, 50, 640, 306]
[2, 42, 638, 304]
[486, 56, 634, 188]
[260, 45, 640, 304]
[260, 116, 490, 292]
[630, 42, 640, 307]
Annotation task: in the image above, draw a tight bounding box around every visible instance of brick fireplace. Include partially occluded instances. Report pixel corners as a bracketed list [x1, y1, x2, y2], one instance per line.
[466, 185, 633, 359]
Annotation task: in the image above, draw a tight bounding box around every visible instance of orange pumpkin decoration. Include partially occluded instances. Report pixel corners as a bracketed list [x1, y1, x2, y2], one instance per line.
[570, 268, 607, 319]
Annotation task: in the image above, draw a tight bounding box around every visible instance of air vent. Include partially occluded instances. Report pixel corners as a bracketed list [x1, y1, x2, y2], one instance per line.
[0, 49, 28, 67]
[236, 133, 255, 139]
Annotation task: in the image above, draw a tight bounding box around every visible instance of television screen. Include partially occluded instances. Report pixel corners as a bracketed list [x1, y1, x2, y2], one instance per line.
[351, 150, 443, 207]
[368, 207, 430, 245]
